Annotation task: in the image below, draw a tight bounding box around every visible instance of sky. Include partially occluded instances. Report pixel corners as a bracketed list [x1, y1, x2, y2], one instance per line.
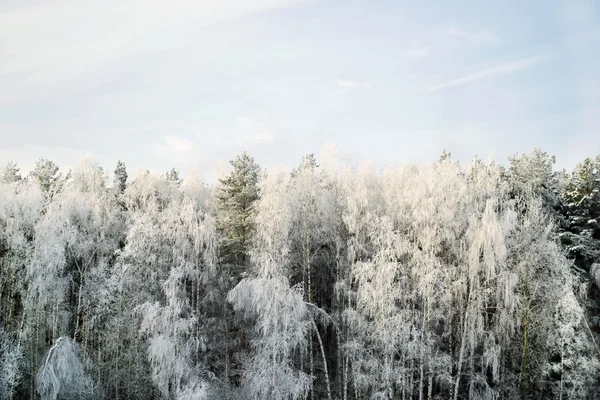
[0, 0, 599, 182]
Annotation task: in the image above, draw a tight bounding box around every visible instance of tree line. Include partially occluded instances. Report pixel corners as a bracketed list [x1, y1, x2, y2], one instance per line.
[0, 148, 599, 399]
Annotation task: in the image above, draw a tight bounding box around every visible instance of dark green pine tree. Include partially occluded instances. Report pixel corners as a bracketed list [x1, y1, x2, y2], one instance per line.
[216, 152, 261, 274]
[113, 160, 128, 194]
[439, 148, 452, 162]
[1, 161, 22, 184]
[291, 153, 318, 177]
[560, 154, 600, 270]
[505, 148, 564, 218]
[563, 156, 600, 225]
[30, 158, 63, 200]
[165, 168, 182, 185]
[214, 152, 261, 392]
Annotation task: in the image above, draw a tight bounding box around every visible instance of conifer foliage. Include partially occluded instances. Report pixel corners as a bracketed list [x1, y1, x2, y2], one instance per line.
[0, 150, 599, 399]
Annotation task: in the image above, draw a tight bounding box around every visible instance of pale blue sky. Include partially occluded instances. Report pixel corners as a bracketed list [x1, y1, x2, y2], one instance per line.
[0, 0, 598, 181]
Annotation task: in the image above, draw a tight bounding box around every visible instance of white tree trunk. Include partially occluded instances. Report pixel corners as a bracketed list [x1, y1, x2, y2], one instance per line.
[312, 320, 332, 400]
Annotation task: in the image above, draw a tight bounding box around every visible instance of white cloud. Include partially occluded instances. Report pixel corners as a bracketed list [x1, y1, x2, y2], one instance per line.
[237, 116, 255, 130]
[336, 80, 371, 89]
[0, 0, 308, 101]
[253, 132, 275, 143]
[0, 145, 94, 176]
[427, 56, 542, 91]
[473, 30, 500, 44]
[152, 135, 195, 163]
[237, 116, 276, 144]
[164, 135, 193, 153]
[446, 27, 500, 44]
[317, 80, 371, 111]
[401, 41, 431, 61]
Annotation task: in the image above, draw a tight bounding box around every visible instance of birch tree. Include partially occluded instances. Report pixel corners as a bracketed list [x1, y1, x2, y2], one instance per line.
[137, 193, 218, 399]
[228, 171, 312, 400]
[36, 336, 94, 400]
[0, 327, 22, 399]
[288, 154, 338, 400]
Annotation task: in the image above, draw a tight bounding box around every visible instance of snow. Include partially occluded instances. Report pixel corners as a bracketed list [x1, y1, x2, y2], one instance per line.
[1, 150, 599, 399]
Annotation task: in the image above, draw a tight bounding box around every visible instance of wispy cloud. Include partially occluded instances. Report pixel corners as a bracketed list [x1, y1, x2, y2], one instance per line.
[164, 135, 193, 153]
[427, 56, 542, 91]
[0, 145, 91, 176]
[237, 116, 253, 130]
[0, 0, 308, 101]
[238, 116, 276, 144]
[253, 132, 275, 143]
[336, 80, 371, 89]
[400, 41, 431, 61]
[316, 80, 371, 111]
[151, 135, 195, 163]
[446, 27, 500, 44]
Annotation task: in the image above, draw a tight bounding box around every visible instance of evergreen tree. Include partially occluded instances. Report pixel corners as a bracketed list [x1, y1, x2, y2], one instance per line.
[291, 153, 318, 178]
[559, 154, 600, 271]
[1, 149, 599, 399]
[439, 148, 452, 162]
[214, 152, 261, 396]
[1, 162, 22, 184]
[0, 327, 22, 399]
[113, 160, 128, 194]
[506, 148, 562, 213]
[165, 168, 182, 185]
[216, 152, 261, 272]
[30, 158, 63, 199]
[228, 171, 311, 400]
[562, 156, 600, 230]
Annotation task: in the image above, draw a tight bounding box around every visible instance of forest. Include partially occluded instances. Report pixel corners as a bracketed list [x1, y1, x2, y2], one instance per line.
[0, 147, 599, 400]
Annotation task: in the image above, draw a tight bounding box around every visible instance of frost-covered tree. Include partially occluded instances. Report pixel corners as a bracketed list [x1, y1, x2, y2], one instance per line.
[1, 150, 599, 399]
[107, 168, 225, 399]
[113, 160, 128, 195]
[137, 193, 217, 399]
[228, 171, 313, 400]
[30, 158, 62, 196]
[560, 155, 600, 270]
[0, 327, 22, 399]
[10, 159, 123, 398]
[381, 158, 469, 400]
[36, 336, 94, 400]
[107, 170, 184, 398]
[439, 148, 452, 162]
[1, 162, 22, 184]
[506, 148, 562, 213]
[165, 167, 182, 185]
[0, 179, 43, 323]
[339, 161, 388, 399]
[287, 154, 338, 400]
[0, 177, 44, 397]
[214, 153, 263, 393]
[216, 152, 261, 270]
[544, 280, 600, 399]
[562, 156, 600, 219]
[24, 194, 74, 385]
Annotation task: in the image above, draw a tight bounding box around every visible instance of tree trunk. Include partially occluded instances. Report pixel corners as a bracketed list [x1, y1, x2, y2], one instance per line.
[558, 345, 563, 400]
[52, 299, 58, 342]
[312, 320, 332, 400]
[419, 299, 428, 400]
[336, 325, 343, 399]
[343, 355, 349, 400]
[453, 288, 472, 400]
[522, 263, 529, 400]
[74, 275, 84, 341]
[304, 229, 315, 400]
[409, 358, 414, 400]
[309, 331, 314, 400]
[427, 374, 433, 400]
